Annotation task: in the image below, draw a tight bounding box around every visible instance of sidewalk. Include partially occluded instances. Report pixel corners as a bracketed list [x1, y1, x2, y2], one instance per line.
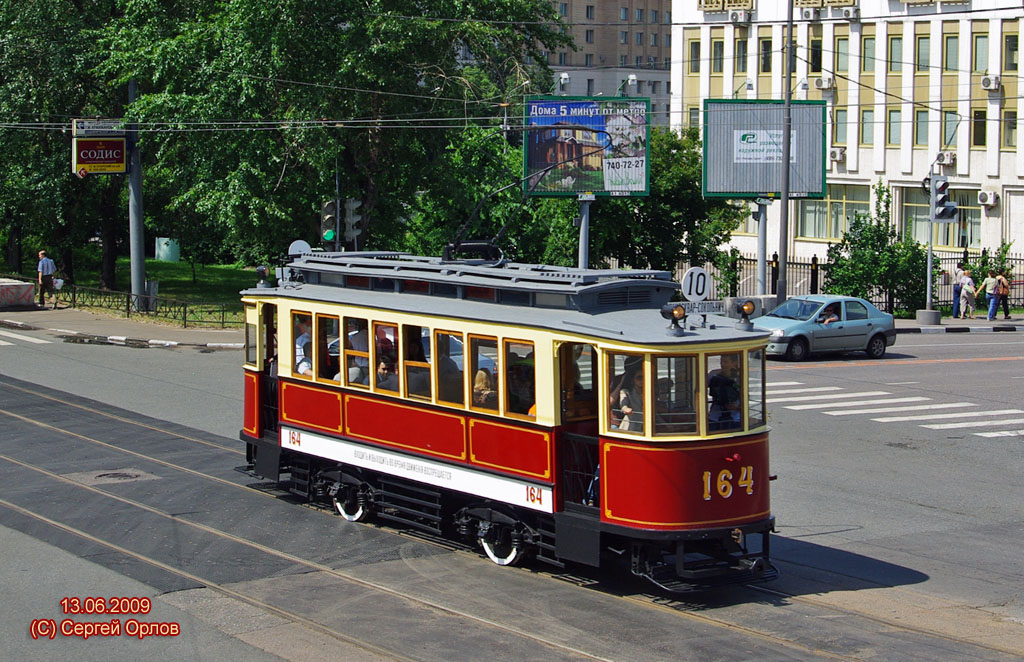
[0, 305, 244, 349]
[894, 314, 1024, 334]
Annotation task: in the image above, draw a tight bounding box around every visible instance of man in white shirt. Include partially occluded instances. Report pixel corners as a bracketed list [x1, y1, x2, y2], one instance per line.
[37, 250, 57, 309]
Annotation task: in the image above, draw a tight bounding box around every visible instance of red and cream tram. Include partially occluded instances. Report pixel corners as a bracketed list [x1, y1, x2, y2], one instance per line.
[240, 250, 777, 590]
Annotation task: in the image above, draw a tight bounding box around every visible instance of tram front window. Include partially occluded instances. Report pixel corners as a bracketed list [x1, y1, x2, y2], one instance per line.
[470, 336, 499, 411]
[609, 353, 644, 434]
[292, 312, 312, 377]
[748, 349, 765, 428]
[707, 353, 743, 432]
[317, 315, 339, 381]
[505, 340, 535, 417]
[653, 356, 697, 435]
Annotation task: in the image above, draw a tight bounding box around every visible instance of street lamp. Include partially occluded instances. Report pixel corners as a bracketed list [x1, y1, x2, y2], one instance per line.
[550, 72, 570, 95]
[732, 77, 753, 98]
[616, 74, 637, 97]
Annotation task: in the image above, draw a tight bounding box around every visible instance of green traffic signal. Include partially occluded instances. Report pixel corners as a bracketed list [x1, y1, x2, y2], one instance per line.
[323, 228, 336, 241]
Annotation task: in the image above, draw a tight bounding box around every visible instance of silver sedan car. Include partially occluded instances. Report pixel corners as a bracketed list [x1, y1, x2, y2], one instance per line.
[751, 295, 897, 361]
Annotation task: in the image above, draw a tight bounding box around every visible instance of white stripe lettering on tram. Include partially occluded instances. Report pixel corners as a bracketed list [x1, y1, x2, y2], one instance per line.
[767, 391, 890, 404]
[789, 397, 932, 411]
[872, 409, 1024, 423]
[0, 330, 50, 344]
[280, 426, 554, 513]
[765, 387, 842, 395]
[922, 418, 1024, 430]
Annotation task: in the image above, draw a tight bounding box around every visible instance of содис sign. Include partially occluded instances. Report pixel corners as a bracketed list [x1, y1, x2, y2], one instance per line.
[71, 138, 126, 176]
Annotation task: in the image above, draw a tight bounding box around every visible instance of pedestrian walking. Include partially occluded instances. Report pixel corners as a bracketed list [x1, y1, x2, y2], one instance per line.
[977, 270, 1000, 321]
[952, 261, 965, 318]
[996, 269, 1011, 320]
[959, 269, 976, 319]
[36, 250, 57, 309]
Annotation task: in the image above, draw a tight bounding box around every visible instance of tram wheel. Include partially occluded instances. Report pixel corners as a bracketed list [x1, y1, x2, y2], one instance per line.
[480, 526, 525, 566]
[332, 486, 371, 522]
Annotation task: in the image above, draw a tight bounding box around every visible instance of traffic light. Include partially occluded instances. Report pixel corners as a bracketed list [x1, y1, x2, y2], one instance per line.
[344, 198, 363, 242]
[321, 201, 338, 245]
[929, 176, 958, 222]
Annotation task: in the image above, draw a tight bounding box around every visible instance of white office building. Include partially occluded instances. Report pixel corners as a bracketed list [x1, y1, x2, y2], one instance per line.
[671, 0, 1022, 261]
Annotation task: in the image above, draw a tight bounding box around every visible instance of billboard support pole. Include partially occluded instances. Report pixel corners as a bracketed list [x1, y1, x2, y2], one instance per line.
[777, 1, 794, 306]
[127, 80, 146, 312]
[577, 195, 593, 269]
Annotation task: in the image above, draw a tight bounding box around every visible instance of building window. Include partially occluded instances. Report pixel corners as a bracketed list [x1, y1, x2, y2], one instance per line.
[651, 33, 658, 47]
[585, 5, 594, 20]
[665, 11, 671, 24]
[834, 109, 848, 145]
[889, 36, 903, 72]
[944, 35, 958, 71]
[635, 8, 643, 22]
[836, 37, 849, 72]
[712, 40, 724, 73]
[620, 31, 628, 45]
[943, 110, 958, 147]
[1005, 34, 1019, 71]
[1004, 110, 1018, 148]
[585, 53, 593, 66]
[651, 10, 658, 23]
[651, 81, 659, 94]
[585, 29, 594, 44]
[915, 36, 930, 72]
[636, 55, 643, 67]
[860, 109, 874, 145]
[735, 39, 747, 72]
[810, 39, 822, 73]
[635, 32, 643, 46]
[797, 184, 870, 240]
[972, 109, 987, 147]
[760, 38, 772, 73]
[974, 34, 988, 72]
[620, 54, 627, 66]
[558, 51, 567, 65]
[559, 3, 567, 17]
[689, 41, 700, 73]
[665, 34, 671, 48]
[862, 37, 875, 72]
[915, 109, 929, 145]
[688, 107, 700, 127]
[887, 109, 901, 145]
[905, 186, 980, 250]
[620, 7, 627, 21]
[586, 78, 594, 95]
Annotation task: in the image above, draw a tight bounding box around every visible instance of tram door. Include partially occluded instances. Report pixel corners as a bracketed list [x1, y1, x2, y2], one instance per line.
[558, 343, 600, 508]
[260, 303, 279, 433]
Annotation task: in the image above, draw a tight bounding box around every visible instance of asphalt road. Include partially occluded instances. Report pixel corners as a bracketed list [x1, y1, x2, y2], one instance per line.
[0, 327, 1021, 660]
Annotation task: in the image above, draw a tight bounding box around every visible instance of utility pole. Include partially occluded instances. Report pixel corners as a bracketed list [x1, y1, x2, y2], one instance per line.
[777, 1, 794, 306]
[127, 80, 146, 311]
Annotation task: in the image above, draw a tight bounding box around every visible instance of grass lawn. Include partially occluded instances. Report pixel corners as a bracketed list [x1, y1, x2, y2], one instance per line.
[75, 259, 258, 304]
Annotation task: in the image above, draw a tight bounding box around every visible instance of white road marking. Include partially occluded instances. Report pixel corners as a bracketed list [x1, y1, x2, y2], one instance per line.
[0, 339, 12, 346]
[765, 387, 843, 395]
[768, 391, 890, 404]
[766, 381, 804, 387]
[782, 397, 929, 411]
[0, 329, 50, 344]
[923, 418, 1024, 430]
[872, 409, 1024, 423]
[884, 381, 920, 385]
[974, 430, 1024, 438]
[819, 400, 966, 415]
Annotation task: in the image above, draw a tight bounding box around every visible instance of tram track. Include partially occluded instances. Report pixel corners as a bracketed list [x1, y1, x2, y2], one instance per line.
[1, 386, 1021, 660]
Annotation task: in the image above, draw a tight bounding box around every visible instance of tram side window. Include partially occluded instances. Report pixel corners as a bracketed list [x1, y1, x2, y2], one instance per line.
[505, 340, 535, 418]
[343, 317, 369, 387]
[561, 343, 596, 421]
[748, 349, 765, 428]
[292, 312, 313, 377]
[244, 304, 257, 366]
[707, 353, 743, 432]
[316, 315, 340, 381]
[653, 355, 697, 435]
[402, 325, 431, 400]
[435, 331, 465, 405]
[373, 323, 399, 393]
[609, 353, 644, 434]
[469, 336, 499, 411]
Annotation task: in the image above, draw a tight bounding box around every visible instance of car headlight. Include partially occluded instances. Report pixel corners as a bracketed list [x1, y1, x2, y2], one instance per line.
[769, 329, 784, 339]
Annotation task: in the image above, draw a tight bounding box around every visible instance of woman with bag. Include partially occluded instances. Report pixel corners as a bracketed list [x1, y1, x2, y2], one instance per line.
[996, 269, 1011, 320]
[959, 270, 976, 319]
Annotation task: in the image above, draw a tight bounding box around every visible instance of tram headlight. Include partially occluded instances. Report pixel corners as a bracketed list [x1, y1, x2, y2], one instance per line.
[660, 303, 687, 322]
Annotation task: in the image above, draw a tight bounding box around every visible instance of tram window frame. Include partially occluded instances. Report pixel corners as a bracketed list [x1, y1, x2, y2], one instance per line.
[561, 342, 597, 422]
[608, 352, 645, 435]
[292, 311, 313, 379]
[315, 314, 340, 382]
[652, 355, 698, 436]
[434, 330, 466, 406]
[706, 352, 744, 434]
[402, 324, 432, 401]
[503, 339, 536, 420]
[244, 303, 257, 367]
[343, 317, 370, 388]
[747, 349, 765, 429]
[468, 335, 500, 413]
[372, 322, 400, 394]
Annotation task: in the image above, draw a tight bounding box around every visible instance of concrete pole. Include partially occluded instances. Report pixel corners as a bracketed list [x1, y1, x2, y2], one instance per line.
[757, 202, 768, 295]
[128, 80, 146, 311]
[577, 197, 592, 269]
[777, 1, 794, 306]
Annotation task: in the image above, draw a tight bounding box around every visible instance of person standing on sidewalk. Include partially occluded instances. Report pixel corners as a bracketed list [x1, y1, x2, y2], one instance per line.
[977, 270, 1000, 321]
[952, 262, 965, 318]
[960, 269, 976, 319]
[996, 269, 1011, 320]
[36, 250, 57, 309]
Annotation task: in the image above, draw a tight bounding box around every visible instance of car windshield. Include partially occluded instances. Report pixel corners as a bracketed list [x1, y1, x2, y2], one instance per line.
[767, 298, 825, 321]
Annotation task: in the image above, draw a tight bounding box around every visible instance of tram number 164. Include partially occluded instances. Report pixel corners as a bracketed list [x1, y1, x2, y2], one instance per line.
[526, 485, 544, 505]
[702, 467, 754, 501]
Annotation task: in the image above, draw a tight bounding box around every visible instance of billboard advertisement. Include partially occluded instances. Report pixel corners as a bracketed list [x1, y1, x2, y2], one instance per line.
[523, 96, 649, 197]
[72, 137, 127, 176]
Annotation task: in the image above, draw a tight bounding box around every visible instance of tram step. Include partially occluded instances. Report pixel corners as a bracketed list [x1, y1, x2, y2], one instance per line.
[533, 517, 564, 568]
[377, 510, 443, 535]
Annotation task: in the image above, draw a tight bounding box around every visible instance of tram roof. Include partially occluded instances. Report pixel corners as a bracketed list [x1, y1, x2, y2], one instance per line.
[243, 251, 768, 346]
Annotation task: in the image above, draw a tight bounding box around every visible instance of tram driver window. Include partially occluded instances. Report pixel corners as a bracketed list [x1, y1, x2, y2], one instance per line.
[317, 314, 339, 381]
[292, 312, 313, 377]
[435, 331, 465, 405]
[653, 355, 697, 435]
[403, 325, 431, 400]
[561, 343, 596, 421]
[469, 336, 499, 411]
[505, 340, 535, 418]
[373, 323, 399, 393]
[609, 353, 644, 434]
[707, 353, 743, 432]
[748, 349, 765, 428]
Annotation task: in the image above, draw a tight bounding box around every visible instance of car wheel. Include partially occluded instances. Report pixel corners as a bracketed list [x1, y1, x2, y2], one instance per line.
[865, 334, 887, 359]
[784, 337, 808, 362]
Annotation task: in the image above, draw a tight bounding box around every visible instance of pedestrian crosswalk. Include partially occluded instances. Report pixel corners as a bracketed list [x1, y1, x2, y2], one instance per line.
[0, 329, 51, 345]
[769, 381, 1024, 439]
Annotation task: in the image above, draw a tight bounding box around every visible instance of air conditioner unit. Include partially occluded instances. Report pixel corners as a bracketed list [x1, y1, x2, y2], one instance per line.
[981, 75, 1001, 91]
[843, 7, 860, 21]
[936, 151, 956, 165]
[814, 76, 835, 90]
[829, 146, 846, 162]
[977, 190, 1000, 207]
[730, 10, 751, 24]
[801, 8, 820, 21]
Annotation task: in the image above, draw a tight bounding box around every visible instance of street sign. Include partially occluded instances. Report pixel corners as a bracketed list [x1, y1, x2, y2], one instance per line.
[72, 119, 125, 137]
[681, 267, 710, 303]
[682, 300, 723, 314]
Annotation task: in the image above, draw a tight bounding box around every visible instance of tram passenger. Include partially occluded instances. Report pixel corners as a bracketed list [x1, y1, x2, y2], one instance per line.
[294, 317, 311, 360]
[618, 369, 644, 432]
[472, 369, 498, 408]
[708, 354, 741, 430]
[404, 332, 431, 397]
[507, 356, 535, 415]
[296, 341, 313, 376]
[346, 319, 369, 384]
[375, 358, 398, 391]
